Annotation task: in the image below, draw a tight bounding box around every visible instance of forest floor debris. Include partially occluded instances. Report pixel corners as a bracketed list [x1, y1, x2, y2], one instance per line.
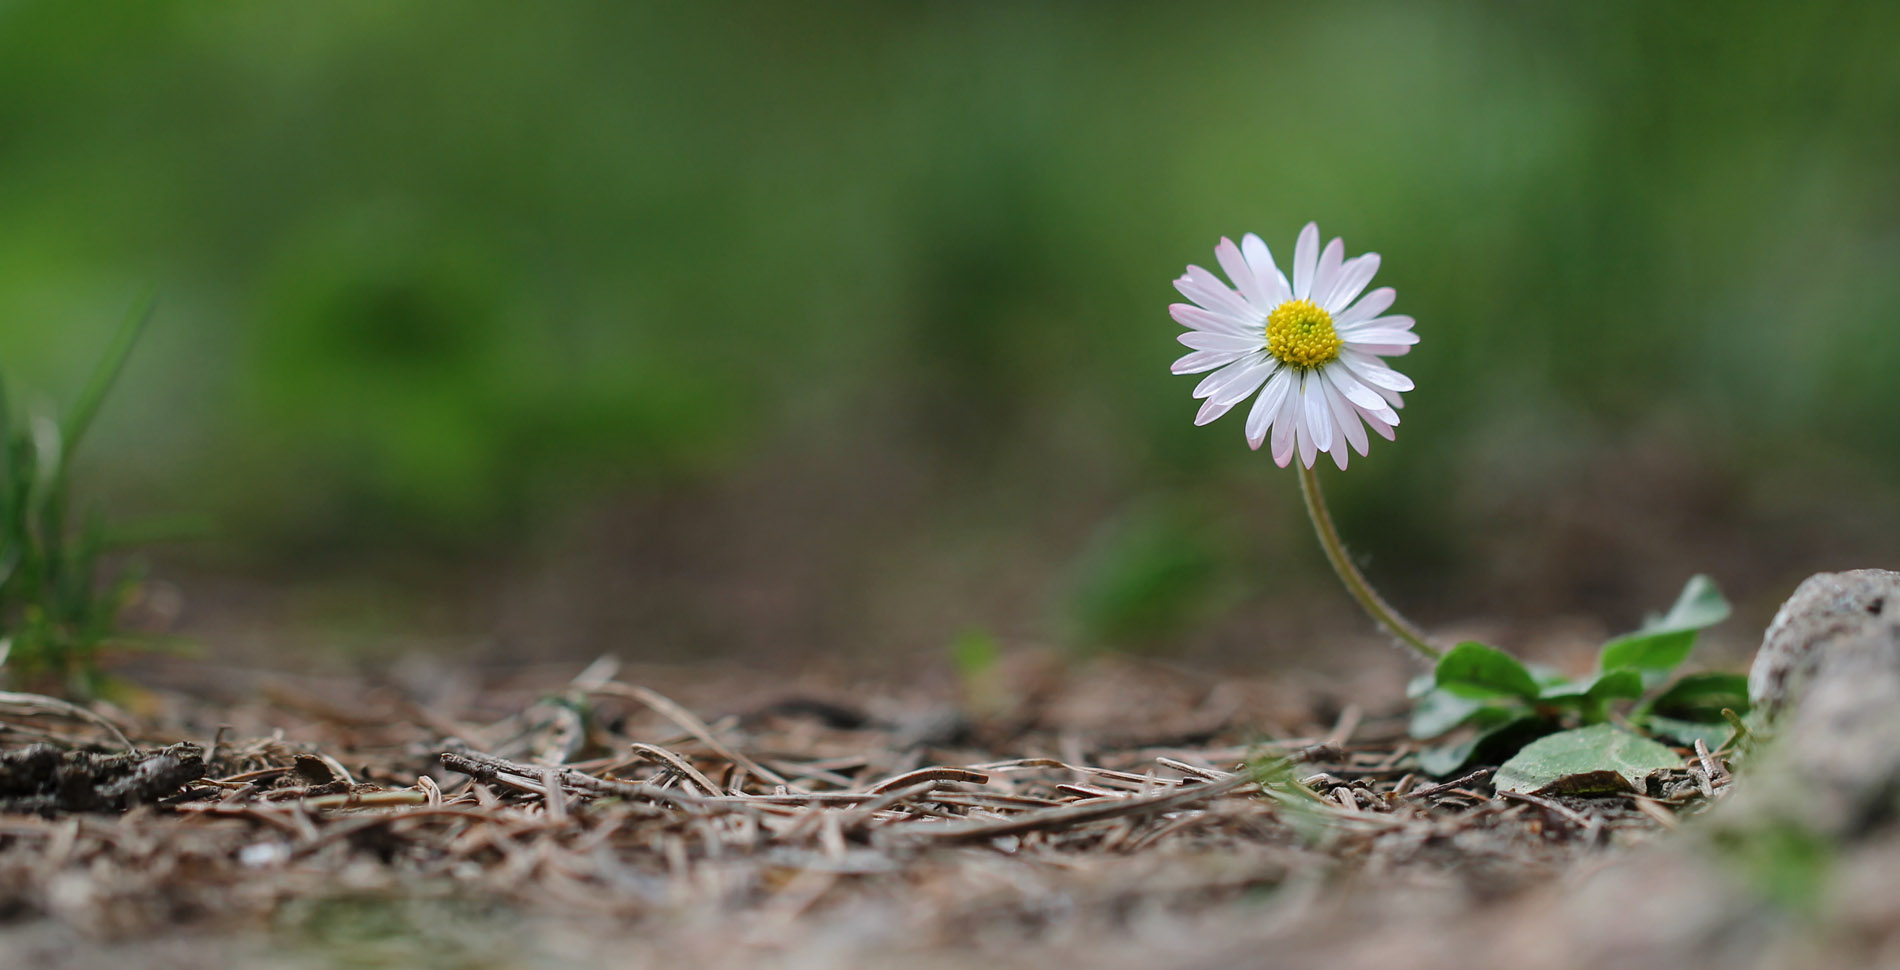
[0, 656, 1731, 969]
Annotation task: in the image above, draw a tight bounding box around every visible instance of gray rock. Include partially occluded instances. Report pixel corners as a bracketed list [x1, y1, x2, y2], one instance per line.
[1748, 568, 1900, 721]
[1737, 568, 1900, 837]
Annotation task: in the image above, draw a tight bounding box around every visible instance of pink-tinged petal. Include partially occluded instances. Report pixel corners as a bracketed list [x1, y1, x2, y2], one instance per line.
[1245, 368, 1295, 449]
[1323, 253, 1380, 314]
[1209, 360, 1274, 407]
[1311, 237, 1345, 309]
[1335, 287, 1395, 325]
[1345, 379, 1401, 424]
[1191, 355, 1254, 398]
[1296, 416, 1317, 469]
[1342, 329, 1420, 348]
[1357, 402, 1398, 440]
[1194, 397, 1235, 426]
[1241, 233, 1292, 305]
[1321, 362, 1386, 412]
[1170, 303, 1254, 336]
[1292, 223, 1320, 300]
[1375, 383, 1405, 409]
[1194, 355, 1273, 405]
[1319, 381, 1354, 470]
[1341, 352, 1416, 392]
[1354, 344, 1413, 357]
[1176, 265, 1257, 321]
[1171, 349, 1243, 374]
[1270, 382, 1300, 466]
[1177, 331, 1261, 352]
[1302, 373, 1333, 454]
[1215, 237, 1270, 310]
[1323, 379, 1370, 457]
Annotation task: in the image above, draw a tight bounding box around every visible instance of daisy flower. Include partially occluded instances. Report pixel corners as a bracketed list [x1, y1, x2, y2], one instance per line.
[1170, 223, 1417, 469]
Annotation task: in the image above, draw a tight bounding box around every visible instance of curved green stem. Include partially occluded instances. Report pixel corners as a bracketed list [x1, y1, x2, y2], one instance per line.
[1297, 462, 1441, 663]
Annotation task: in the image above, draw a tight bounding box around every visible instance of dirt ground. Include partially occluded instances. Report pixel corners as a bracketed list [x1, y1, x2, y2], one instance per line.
[0, 648, 1816, 970]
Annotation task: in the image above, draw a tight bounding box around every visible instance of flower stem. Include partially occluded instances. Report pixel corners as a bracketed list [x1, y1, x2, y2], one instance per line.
[1296, 462, 1441, 663]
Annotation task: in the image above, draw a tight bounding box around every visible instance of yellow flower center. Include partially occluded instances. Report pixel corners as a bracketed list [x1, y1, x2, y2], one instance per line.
[1265, 299, 1341, 369]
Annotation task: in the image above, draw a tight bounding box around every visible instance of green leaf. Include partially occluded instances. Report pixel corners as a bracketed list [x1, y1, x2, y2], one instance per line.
[1591, 668, 1647, 701]
[1434, 641, 1540, 700]
[1646, 574, 1734, 633]
[1409, 686, 1520, 739]
[1637, 672, 1751, 750]
[1527, 663, 1571, 689]
[1598, 576, 1731, 683]
[1596, 631, 1696, 684]
[1646, 671, 1752, 719]
[1416, 715, 1548, 777]
[1417, 741, 1474, 778]
[1643, 715, 1735, 752]
[1494, 724, 1684, 795]
[1538, 668, 1644, 703]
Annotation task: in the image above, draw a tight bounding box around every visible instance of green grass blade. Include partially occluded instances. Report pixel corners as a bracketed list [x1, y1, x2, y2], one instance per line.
[0, 367, 11, 521]
[26, 414, 63, 580]
[0, 299, 158, 691]
[62, 291, 155, 458]
[0, 368, 14, 608]
[62, 502, 109, 622]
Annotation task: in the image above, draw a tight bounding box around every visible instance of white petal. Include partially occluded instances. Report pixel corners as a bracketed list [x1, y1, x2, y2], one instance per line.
[1194, 397, 1235, 426]
[1322, 362, 1387, 412]
[1323, 253, 1380, 314]
[1302, 373, 1333, 455]
[1183, 265, 1261, 319]
[1342, 329, 1420, 348]
[1177, 331, 1262, 352]
[1351, 385, 1401, 425]
[1311, 237, 1345, 309]
[1171, 349, 1243, 374]
[1339, 313, 1415, 335]
[1341, 352, 1416, 392]
[1195, 354, 1273, 405]
[1192, 354, 1254, 397]
[1296, 415, 1317, 469]
[1292, 223, 1320, 301]
[1170, 303, 1255, 336]
[1215, 237, 1270, 311]
[1241, 233, 1292, 305]
[1245, 368, 1295, 449]
[1335, 287, 1396, 326]
[1270, 381, 1300, 467]
[1323, 378, 1370, 457]
[1357, 404, 1398, 440]
[1211, 366, 1274, 407]
[1175, 266, 1257, 321]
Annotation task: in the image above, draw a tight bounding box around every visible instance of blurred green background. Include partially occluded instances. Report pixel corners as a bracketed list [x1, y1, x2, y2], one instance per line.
[2, 1, 1897, 669]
